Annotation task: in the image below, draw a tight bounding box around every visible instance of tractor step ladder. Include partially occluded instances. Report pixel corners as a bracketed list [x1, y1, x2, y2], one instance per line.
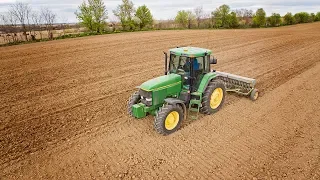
[188, 92, 202, 120]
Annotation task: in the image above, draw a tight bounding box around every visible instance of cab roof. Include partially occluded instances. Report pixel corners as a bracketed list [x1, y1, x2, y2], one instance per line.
[169, 47, 212, 57]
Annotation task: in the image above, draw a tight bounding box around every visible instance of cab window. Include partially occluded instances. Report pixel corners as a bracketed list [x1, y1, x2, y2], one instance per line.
[169, 55, 189, 73]
[195, 57, 204, 71]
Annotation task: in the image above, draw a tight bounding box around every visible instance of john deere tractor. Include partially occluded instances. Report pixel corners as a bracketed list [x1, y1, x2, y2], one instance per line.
[128, 47, 258, 135]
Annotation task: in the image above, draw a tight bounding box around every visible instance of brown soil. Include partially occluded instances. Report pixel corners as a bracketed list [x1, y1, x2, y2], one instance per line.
[1, 23, 320, 179]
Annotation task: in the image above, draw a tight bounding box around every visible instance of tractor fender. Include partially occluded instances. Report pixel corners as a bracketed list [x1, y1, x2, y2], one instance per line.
[164, 98, 187, 120]
[197, 72, 217, 94]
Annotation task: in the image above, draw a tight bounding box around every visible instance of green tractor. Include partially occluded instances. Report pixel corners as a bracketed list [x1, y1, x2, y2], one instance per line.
[128, 47, 258, 135]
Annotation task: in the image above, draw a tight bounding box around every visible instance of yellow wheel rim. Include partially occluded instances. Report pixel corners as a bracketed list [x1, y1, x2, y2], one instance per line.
[210, 88, 224, 109]
[165, 111, 180, 130]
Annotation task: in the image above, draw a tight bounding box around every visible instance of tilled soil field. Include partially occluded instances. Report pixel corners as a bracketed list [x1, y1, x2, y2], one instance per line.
[1, 23, 320, 179]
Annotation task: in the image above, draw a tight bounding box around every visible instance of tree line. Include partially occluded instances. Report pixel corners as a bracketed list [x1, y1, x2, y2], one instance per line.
[76, 0, 320, 32]
[75, 0, 153, 32]
[0, 2, 58, 43]
[174, 5, 320, 29]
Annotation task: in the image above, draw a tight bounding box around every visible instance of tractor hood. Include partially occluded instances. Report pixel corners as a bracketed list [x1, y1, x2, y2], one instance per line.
[140, 74, 181, 91]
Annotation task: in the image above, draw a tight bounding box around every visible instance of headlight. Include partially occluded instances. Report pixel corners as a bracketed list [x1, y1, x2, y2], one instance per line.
[139, 89, 152, 106]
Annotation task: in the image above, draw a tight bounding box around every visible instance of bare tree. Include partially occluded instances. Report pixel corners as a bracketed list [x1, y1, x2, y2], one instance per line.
[0, 14, 7, 43]
[59, 16, 68, 36]
[9, 2, 31, 41]
[187, 11, 195, 29]
[0, 14, 5, 31]
[1, 11, 19, 42]
[31, 11, 43, 40]
[0, 14, 4, 26]
[7, 11, 17, 27]
[243, 9, 253, 24]
[194, 6, 203, 28]
[0, 14, 5, 43]
[202, 13, 211, 28]
[210, 13, 215, 28]
[41, 7, 56, 39]
[27, 7, 32, 36]
[235, 9, 243, 18]
[235, 9, 253, 25]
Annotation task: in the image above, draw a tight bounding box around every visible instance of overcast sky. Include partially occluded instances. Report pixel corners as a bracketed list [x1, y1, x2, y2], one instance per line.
[0, 0, 320, 23]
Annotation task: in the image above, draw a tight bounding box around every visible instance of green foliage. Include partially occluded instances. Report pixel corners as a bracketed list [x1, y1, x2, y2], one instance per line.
[186, 11, 195, 29]
[135, 5, 153, 29]
[316, 12, 320, 21]
[175, 10, 195, 28]
[212, 4, 231, 27]
[268, 13, 281, 27]
[283, 12, 295, 25]
[253, 8, 266, 27]
[75, 2, 94, 31]
[175, 10, 188, 28]
[90, 0, 108, 32]
[211, 5, 239, 28]
[310, 13, 315, 22]
[227, 12, 239, 28]
[214, 19, 222, 28]
[75, 0, 108, 33]
[294, 12, 310, 23]
[113, 0, 135, 30]
[194, 6, 204, 28]
[132, 16, 141, 29]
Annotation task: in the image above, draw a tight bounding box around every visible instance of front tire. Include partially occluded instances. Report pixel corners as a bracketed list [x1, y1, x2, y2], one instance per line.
[127, 91, 141, 117]
[155, 104, 183, 135]
[201, 80, 226, 115]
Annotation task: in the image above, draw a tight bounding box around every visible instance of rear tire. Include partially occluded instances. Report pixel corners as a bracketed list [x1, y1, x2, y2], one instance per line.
[127, 91, 141, 117]
[155, 104, 183, 135]
[201, 80, 226, 115]
[250, 89, 259, 101]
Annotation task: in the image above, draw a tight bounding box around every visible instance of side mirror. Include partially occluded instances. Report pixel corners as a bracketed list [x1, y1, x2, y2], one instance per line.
[210, 58, 217, 64]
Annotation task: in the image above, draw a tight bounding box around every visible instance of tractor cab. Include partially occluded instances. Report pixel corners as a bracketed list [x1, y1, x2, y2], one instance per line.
[167, 47, 217, 93]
